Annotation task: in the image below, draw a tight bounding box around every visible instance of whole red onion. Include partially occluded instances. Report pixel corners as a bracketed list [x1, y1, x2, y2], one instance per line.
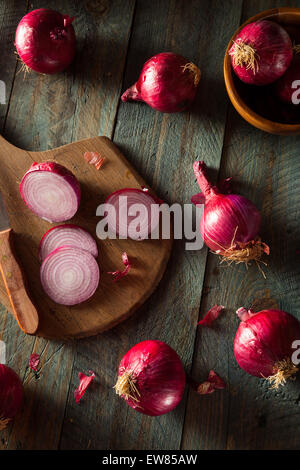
[0, 365, 24, 430]
[114, 340, 186, 416]
[15, 8, 76, 74]
[234, 308, 300, 388]
[275, 53, 300, 105]
[192, 161, 269, 265]
[229, 20, 293, 85]
[121, 52, 201, 112]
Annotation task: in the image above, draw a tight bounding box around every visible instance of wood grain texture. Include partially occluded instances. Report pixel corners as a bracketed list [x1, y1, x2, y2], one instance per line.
[0, 135, 172, 338]
[59, 0, 243, 451]
[182, 0, 300, 451]
[0, 0, 135, 450]
[0, 0, 299, 451]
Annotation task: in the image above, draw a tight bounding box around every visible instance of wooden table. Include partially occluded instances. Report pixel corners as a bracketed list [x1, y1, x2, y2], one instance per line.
[0, 0, 299, 451]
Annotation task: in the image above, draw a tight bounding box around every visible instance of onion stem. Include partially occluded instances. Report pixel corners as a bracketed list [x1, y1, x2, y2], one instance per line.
[267, 358, 299, 389]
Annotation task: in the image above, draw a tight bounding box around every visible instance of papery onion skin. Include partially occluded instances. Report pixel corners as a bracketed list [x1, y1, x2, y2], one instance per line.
[275, 54, 300, 104]
[193, 161, 263, 258]
[105, 188, 160, 240]
[229, 20, 293, 85]
[20, 161, 81, 223]
[121, 52, 201, 112]
[115, 340, 186, 416]
[234, 309, 300, 381]
[39, 224, 98, 261]
[40, 245, 100, 306]
[15, 8, 76, 74]
[0, 365, 24, 427]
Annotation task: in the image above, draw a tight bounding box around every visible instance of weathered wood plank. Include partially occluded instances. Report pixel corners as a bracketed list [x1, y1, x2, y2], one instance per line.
[0, 0, 27, 131]
[59, 0, 243, 450]
[4, 0, 135, 149]
[182, 0, 300, 451]
[0, 0, 135, 450]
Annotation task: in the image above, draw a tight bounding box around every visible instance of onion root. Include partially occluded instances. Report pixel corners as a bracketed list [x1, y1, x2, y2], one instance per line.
[0, 417, 10, 430]
[230, 40, 259, 73]
[182, 62, 201, 86]
[267, 358, 299, 389]
[114, 370, 140, 402]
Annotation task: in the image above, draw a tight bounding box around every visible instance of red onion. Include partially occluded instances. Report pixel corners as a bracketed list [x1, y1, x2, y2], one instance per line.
[234, 308, 300, 388]
[105, 188, 160, 240]
[229, 20, 293, 85]
[0, 365, 24, 430]
[275, 52, 300, 104]
[20, 161, 81, 223]
[39, 224, 98, 261]
[121, 52, 201, 112]
[114, 340, 186, 416]
[15, 8, 76, 74]
[192, 161, 269, 265]
[40, 246, 99, 305]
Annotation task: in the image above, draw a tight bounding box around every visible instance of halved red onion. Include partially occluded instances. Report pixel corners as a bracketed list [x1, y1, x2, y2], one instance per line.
[20, 161, 81, 222]
[105, 188, 160, 240]
[39, 224, 98, 261]
[40, 245, 99, 305]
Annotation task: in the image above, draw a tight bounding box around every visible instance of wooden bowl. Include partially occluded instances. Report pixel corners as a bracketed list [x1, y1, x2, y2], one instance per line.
[224, 8, 300, 135]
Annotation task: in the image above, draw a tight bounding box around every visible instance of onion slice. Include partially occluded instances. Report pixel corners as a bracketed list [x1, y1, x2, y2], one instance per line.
[40, 246, 99, 305]
[20, 161, 81, 223]
[105, 188, 160, 240]
[39, 224, 98, 261]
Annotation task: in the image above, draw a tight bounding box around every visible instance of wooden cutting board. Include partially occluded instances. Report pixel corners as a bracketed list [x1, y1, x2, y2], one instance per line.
[0, 135, 172, 339]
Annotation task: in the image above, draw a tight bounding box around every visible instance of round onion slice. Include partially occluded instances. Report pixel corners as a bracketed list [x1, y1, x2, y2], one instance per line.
[20, 161, 81, 222]
[40, 246, 99, 306]
[105, 188, 160, 240]
[39, 224, 98, 261]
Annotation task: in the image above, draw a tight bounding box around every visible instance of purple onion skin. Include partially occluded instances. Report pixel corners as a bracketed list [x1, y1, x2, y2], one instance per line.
[229, 20, 293, 85]
[0, 365, 24, 421]
[15, 9, 76, 74]
[118, 340, 186, 416]
[200, 193, 261, 253]
[234, 310, 300, 378]
[121, 52, 200, 113]
[275, 55, 300, 104]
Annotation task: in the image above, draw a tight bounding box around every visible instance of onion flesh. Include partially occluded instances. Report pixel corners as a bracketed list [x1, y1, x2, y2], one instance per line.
[40, 245, 99, 305]
[105, 188, 160, 240]
[114, 340, 186, 416]
[229, 20, 293, 85]
[234, 308, 300, 388]
[39, 224, 98, 261]
[20, 161, 81, 223]
[0, 365, 24, 430]
[122, 52, 201, 112]
[15, 8, 76, 74]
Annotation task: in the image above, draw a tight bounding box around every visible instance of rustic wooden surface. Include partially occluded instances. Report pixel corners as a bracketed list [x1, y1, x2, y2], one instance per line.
[0, 0, 299, 450]
[0, 135, 172, 339]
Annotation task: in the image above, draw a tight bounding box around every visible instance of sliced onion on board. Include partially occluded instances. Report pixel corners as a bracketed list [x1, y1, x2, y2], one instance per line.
[39, 224, 98, 261]
[105, 188, 160, 240]
[20, 161, 81, 223]
[40, 246, 99, 306]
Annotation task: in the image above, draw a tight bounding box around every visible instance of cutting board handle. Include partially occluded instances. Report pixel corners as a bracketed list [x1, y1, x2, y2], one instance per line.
[0, 229, 39, 334]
